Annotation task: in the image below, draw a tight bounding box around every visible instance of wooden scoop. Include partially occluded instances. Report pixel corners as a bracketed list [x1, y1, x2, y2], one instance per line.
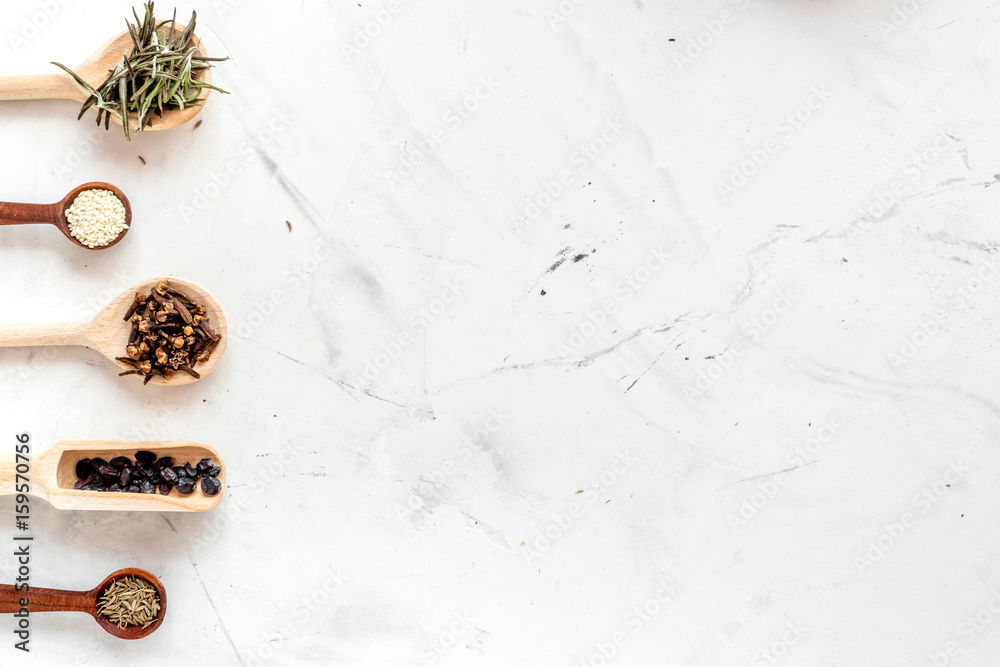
[0, 182, 132, 249]
[0, 441, 225, 512]
[0, 25, 212, 131]
[0, 568, 166, 639]
[0, 277, 226, 386]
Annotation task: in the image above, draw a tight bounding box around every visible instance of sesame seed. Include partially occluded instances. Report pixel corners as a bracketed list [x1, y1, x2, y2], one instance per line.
[65, 189, 128, 248]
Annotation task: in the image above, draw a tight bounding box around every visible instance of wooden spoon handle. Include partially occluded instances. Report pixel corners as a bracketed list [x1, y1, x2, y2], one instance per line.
[0, 73, 82, 102]
[0, 322, 88, 348]
[0, 584, 93, 614]
[0, 200, 63, 226]
[0, 453, 45, 499]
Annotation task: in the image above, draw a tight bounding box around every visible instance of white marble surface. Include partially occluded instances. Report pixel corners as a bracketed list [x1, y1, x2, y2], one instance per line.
[1, 0, 1000, 664]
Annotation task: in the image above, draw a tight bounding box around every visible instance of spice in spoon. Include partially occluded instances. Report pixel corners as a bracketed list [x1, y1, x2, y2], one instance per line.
[64, 189, 128, 248]
[117, 281, 220, 384]
[74, 451, 222, 495]
[51, 1, 229, 140]
[97, 576, 161, 629]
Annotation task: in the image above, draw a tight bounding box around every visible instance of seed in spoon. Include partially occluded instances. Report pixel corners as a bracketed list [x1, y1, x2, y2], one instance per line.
[98, 576, 160, 628]
[64, 189, 128, 248]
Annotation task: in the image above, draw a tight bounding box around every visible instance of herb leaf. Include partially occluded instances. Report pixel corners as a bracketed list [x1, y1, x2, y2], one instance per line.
[54, 1, 228, 140]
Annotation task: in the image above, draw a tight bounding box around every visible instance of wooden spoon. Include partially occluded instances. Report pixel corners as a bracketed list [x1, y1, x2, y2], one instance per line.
[0, 277, 226, 386]
[0, 182, 132, 249]
[0, 441, 225, 512]
[0, 568, 166, 639]
[0, 24, 212, 131]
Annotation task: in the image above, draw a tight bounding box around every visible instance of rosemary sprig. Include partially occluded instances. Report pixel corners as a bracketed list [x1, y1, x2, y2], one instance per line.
[51, 1, 228, 140]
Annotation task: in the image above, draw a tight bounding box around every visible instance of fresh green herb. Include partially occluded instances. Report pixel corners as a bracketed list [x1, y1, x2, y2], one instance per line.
[52, 2, 228, 140]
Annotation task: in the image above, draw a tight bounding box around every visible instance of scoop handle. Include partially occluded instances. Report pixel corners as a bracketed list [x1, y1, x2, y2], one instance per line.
[0, 452, 51, 500]
[0, 73, 82, 101]
[0, 584, 94, 614]
[0, 322, 89, 348]
[0, 200, 64, 226]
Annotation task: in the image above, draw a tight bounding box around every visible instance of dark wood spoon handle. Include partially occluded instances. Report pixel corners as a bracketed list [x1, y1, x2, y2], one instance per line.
[0, 584, 93, 614]
[0, 201, 62, 226]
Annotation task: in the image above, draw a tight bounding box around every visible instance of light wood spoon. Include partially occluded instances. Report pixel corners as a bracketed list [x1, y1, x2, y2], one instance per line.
[0, 24, 211, 131]
[0, 182, 131, 249]
[0, 440, 225, 512]
[0, 277, 226, 386]
[0, 568, 166, 639]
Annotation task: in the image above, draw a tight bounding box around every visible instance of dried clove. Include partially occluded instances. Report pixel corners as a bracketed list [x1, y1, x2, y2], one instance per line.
[119, 281, 218, 383]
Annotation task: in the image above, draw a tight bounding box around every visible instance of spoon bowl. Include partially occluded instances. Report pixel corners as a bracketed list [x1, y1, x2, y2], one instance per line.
[92, 569, 167, 640]
[0, 182, 132, 250]
[1, 441, 225, 511]
[0, 277, 227, 386]
[0, 568, 166, 640]
[67, 25, 213, 131]
[0, 23, 213, 131]
[91, 277, 227, 385]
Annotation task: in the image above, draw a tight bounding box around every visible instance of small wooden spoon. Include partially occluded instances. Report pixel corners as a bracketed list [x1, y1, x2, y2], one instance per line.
[0, 182, 132, 250]
[0, 441, 225, 512]
[0, 277, 226, 386]
[0, 24, 212, 131]
[0, 568, 166, 639]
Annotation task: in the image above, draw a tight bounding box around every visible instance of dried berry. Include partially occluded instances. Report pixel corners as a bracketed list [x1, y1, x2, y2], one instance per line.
[75, 459, 92, 478]
[110, 456, 131, 470]
[135, 451, 156, 464]
[97, 464, 119, 480]
[73, 451, 219, 497]
[200, 476, 221, 495]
